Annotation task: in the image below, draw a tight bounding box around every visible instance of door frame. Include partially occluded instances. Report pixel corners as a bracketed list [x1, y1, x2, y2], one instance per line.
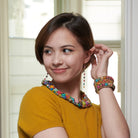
[0, 0, 10, 137]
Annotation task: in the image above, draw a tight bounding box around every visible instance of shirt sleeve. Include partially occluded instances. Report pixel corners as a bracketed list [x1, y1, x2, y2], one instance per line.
[18, 86, 64, 137]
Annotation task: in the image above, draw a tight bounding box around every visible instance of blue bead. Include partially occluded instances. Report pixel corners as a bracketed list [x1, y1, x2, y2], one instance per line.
[105, 83, 108, 86]
[61, 93, 66, 98]
[71, 97, 74, 102]
[78, 103, 81, 107]
[95, 79, 98, 82]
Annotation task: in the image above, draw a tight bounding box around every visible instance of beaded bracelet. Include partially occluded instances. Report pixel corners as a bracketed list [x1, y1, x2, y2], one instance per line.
[94, 76, 115, 93]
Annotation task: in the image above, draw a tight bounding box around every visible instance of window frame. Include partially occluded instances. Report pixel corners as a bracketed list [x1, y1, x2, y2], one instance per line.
[0, 0, 10, 137]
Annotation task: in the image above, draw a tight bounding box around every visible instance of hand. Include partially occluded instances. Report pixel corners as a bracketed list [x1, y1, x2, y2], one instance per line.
[90, 44, 113, 79]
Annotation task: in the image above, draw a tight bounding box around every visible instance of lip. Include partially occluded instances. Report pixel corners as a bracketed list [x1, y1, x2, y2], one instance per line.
[52, 68, 67, 73]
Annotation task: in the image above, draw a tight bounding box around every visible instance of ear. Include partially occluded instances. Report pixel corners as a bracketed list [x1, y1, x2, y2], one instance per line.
[84, 46, 95, 64]
[83, 50, 92, 64]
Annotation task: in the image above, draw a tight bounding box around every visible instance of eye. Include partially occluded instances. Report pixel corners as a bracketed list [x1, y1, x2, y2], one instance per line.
[43, 49, 52, 55]
[63, 49, 73, 53]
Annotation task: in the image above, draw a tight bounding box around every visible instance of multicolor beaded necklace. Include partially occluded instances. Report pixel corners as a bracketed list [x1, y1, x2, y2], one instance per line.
[42, 79, 92, 108]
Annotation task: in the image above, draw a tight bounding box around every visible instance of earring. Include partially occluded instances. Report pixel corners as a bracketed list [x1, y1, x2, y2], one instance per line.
[44, 72, 49, 81]
[83, 71, 86, 88]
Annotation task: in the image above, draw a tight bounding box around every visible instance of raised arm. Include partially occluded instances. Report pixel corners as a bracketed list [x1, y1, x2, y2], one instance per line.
[90, 44, 130, 138]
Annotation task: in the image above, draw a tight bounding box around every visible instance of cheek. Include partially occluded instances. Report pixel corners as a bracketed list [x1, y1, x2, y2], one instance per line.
[66, 55, 84, 68]
[43, 56, 50, 67]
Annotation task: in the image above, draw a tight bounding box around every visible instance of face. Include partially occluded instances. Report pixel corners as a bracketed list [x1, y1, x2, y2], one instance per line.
[43, 27, 90, 84]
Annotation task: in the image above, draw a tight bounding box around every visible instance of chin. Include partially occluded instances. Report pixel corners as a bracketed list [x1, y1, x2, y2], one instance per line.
[52, 78, 69, 84]
[53, 75, 80, 85]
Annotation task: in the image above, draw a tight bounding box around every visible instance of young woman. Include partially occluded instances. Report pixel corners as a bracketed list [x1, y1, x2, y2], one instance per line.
[18, 13, 130, 138]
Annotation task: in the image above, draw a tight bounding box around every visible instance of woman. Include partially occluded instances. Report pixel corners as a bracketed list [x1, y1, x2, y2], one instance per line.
[18, 13, 130, 138]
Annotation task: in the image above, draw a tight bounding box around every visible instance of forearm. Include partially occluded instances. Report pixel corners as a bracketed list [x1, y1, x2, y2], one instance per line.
[99, 88, 130, 138]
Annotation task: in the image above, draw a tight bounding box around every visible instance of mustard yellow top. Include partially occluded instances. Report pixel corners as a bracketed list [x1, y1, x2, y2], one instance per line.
[18, 86, 102, 138]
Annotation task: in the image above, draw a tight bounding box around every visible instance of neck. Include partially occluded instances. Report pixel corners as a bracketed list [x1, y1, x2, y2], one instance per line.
[52, 77, 81, 102]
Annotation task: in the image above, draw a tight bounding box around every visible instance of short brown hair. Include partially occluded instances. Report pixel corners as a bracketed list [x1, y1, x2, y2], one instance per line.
[35, 12, 94, 68]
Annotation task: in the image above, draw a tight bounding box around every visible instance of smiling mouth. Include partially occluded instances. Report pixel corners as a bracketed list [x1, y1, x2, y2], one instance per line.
[52, 68, 67, 73]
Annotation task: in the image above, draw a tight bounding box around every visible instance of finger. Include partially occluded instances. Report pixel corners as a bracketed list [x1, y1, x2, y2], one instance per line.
[91, 54, 97, 65]
[94, 44, 109, 53]
[92, 44, 111, 63]
[90, 47, 102, 62]
[93, 48, 99, 54]
[89, 46, 95, 52]
[98, 49, 104, 57]
[95, 44, 113, 58]
[105, 47, 113, 58]
[89, 47, 95, 55]
[94, 49, 104, 63]
[94, 44, 108, 50]
[91, 55, 97, 78]
[89, 47, 100, 64]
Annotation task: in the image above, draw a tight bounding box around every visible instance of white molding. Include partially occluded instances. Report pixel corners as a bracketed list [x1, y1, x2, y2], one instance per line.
[95, 40, 121, 48]
[121, 0, 133, 132]
[123, 0, 138, 137]
[0, 0, 10, 137]
[123, 0, 132, 128]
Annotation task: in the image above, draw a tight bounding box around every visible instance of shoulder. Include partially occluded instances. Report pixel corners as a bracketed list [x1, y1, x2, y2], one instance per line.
[24, 85, 54, 98]
[19, 86, 61, 114]
[22, 86, 58, 103]
[18, 86, 63, 137]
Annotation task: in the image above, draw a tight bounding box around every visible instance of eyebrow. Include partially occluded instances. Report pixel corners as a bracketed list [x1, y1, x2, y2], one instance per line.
[61, 45, 75, 48]
[44, 45, 52, 49]
[44, 45, 75, 49]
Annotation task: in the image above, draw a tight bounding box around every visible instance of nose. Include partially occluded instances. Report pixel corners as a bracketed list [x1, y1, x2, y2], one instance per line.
[52, 52, 63, 67]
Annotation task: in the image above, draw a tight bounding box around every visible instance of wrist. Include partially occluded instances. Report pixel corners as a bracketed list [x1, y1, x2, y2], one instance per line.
[98, 87, 113, 94]
[95, 72, 107, 79]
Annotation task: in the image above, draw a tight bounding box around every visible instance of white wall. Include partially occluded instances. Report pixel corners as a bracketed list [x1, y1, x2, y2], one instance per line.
[124, 0, 138, 137]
